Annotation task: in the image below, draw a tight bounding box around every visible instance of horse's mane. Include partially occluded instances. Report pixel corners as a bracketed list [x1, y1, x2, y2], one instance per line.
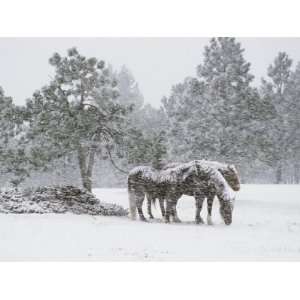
[129, 162, 200, 184]
[128, 165, 158, 181]
[158, 161, 199, 183]
[165, 160, 237, 173]
[196, 160, 228, 171]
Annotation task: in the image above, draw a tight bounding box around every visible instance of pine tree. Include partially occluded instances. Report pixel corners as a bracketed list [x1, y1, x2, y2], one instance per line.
[0, 87, 21, 145]
[120, 104, 168, 167]
[150, 130, 167, 169]
[116, 65, 144, 110]
[260, 52, 293, 183]
[162, 77, 219, 161]
[163, 38, 268, 177]
[282, 61, 300, 182]
[102, 67, 168, 170]
[0, 87, 27, 188]
[24, 48, 130, 191]
[196, 37, 264, 165]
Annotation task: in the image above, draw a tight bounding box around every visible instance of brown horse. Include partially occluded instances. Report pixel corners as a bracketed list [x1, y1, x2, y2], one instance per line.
[147, 160, 240, 224]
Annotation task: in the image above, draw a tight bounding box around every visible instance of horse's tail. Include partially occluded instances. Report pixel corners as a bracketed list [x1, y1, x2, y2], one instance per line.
[128, 182, 137, 220]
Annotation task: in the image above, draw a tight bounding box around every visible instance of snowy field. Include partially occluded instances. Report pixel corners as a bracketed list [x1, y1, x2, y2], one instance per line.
[0, 184, 300, 261]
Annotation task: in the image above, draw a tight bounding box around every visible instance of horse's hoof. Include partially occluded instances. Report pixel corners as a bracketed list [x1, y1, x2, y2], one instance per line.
[140, 218, 148, 222]
[195, 218, 204, 225]
[207, 216, 213, 225]
[149, 215, 154, 219]
[173, 218, 182, 223]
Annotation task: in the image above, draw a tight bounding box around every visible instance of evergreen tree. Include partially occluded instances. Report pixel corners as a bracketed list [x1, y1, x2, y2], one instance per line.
[24, 48, 130, 191]
[286, 63, 300, 183]
[196, 37, 265, 165]
[120, 104, 168, 167]
[260, 52, 293, 183]
[101, 67, 168, 170]
[150, 130, 167, 169]
[0, 88, 14, 156]
[0, 87, 27, 187]
[164, 38, 268, 178]
[116, 65, 144, 110]
[162, 77, 219, 161]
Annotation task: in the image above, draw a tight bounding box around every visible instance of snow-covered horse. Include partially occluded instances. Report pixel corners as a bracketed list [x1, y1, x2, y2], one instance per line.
[128, 160, 236, 225]
[147, 160, 240, 224]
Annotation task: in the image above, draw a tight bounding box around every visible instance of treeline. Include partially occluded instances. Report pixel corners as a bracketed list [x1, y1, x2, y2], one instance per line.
[162, 38, 300, 184]
[0, 38, 300, 190]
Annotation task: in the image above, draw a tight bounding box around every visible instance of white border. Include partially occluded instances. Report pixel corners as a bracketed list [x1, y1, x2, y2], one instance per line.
[0, 0, 300, 36]
[0, 262, 299, 300]
[1, 0, 300, 299]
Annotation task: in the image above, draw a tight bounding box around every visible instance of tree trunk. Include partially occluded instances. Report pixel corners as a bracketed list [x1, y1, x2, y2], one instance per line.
[81, 174, 92, 192]
[275, 163, 283, 184]
[294, 162, 300, 184]
[86, 147, 96, 191]
[77, 145, 95, 192]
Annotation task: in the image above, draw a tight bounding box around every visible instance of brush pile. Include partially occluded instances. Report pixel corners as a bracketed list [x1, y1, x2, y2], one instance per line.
[0, 185, 128, 216]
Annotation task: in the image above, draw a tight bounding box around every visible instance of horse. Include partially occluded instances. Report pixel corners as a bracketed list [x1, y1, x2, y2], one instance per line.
[128, 160, 236, 225]
[147, 160, 240, 225]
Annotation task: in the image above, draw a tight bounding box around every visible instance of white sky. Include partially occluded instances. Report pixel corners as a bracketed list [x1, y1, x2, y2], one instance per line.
[1, 38, 300, 108]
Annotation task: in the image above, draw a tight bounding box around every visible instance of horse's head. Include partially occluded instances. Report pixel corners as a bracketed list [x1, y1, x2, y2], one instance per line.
[219, 164, 240, 191]
[211, 167, 236, 226]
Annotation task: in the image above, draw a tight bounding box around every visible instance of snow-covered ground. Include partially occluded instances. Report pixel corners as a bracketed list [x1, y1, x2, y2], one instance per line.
[0, 185, 299, 261]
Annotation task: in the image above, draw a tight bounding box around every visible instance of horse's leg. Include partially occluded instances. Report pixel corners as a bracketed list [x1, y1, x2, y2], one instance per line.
[164, 198, 173, 223]
[171, 198, 181, 223]
[207, 193, 215, 225]
[146, 193, 154, 219]
[159, 198, 166, 218]
[195, 193, 205, 224]
[136, 192, 147, 221]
